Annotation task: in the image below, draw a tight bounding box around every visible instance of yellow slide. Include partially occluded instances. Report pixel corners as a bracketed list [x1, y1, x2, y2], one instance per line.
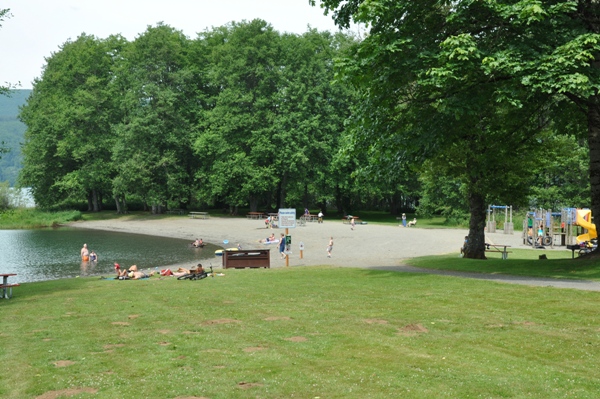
[575, 209, 597, 243]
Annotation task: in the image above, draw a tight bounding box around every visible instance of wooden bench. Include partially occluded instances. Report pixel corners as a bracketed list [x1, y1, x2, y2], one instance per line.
[485, 244, 512, 260]
[189, 212, 209, 219]
[0, 283, 20, 299]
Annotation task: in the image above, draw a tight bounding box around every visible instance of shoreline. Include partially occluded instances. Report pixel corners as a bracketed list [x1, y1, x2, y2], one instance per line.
[69, 215, 481, 269]
[67, 217, 600, 290]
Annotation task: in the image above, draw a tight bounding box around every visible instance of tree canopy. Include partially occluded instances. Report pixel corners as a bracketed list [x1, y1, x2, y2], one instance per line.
[18, 21, 361, 214]
[313, 0, 599, 258]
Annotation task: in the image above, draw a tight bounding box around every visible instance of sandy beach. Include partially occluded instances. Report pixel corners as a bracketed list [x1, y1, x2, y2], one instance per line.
[70, 215, 525, 269]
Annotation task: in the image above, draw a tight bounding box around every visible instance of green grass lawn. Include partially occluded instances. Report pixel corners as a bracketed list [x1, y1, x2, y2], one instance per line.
[408, 248, 600, 280]
[2, 266, 600, 398]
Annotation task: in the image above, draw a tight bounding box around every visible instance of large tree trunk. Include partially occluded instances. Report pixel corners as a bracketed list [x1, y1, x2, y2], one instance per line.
[91, 189, 100, 212]
[114, 195, 122, 214]
[87, 191, 93, 212]
[303, 184, 309, 210]
[249, 196, 258, 212]
[464, 191, 487, 259]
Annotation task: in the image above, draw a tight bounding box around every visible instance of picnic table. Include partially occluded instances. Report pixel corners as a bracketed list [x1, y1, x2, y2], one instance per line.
[301, 214, 319, 222]
[485, 244, 511, 260]
[0, 273, 19, 299]
[246, 212, 266, 220]
[189, 211, 209, 219]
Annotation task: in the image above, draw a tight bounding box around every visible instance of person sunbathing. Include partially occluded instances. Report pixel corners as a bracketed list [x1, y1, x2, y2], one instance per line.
[172, 264, 204, 277]
[117, 265, 154, 280]
[261, 233, 277, 243]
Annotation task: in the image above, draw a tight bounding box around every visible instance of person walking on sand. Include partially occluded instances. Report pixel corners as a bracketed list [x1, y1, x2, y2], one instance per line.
[279, 233, 287, 259]
[351, 217, 355, 230]
[318, 210, 324, 223]
[327, 237, 333, 257]
[80, 243, 90, 262]
[401, 213, 407, 227]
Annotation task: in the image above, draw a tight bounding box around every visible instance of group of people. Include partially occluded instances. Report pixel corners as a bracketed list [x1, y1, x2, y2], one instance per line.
[114, 263, 154, 280]
[400, 213, 417, 227]
[191, 238, 204, 247]
[80, 243, 98, 262]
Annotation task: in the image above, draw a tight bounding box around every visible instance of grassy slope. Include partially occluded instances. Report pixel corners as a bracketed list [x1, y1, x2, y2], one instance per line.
[2, 266, 600, 399]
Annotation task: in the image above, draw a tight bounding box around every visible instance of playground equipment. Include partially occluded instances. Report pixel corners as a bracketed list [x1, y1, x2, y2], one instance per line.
[522, 209, 570, 247]
[522, 208, 596, 248]
[486, 205, 513, 234]
[574, 209, 597, 244]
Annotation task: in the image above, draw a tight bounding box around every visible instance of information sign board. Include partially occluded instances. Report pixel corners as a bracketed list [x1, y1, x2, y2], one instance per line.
[278, 208, 296, 228]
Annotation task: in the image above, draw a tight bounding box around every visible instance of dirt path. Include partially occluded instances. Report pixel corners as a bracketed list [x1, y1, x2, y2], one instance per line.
[71, 215, 600, 291]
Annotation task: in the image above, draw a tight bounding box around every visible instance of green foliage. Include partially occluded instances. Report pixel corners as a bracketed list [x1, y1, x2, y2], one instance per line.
[112, 24, 198, 212]
[316, 0, 600, 257]
[19, 34, 126, 210]
[0, 208, 82, 228]
[528, 134, 590, 209]
[0, 180, 10, 210]
[4, 267, 600, 398]
[17, 21, 362, 214]
[416, 161, 470, 225]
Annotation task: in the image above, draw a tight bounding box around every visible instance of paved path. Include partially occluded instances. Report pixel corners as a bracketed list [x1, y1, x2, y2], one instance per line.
[366, 265, 600, 292]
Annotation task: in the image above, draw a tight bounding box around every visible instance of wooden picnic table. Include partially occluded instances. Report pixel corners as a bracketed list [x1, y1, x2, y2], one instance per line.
[246, 212, 266, 220]
[0, 273, 19, 299]
[485, 244, 511, 259]
[189, 211, 209, 219]
[301, 214, 319, 222]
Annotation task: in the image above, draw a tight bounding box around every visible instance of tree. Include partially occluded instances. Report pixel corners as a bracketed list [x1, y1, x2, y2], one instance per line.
[111, 23, 198, 213]
[316, 0, 555, 258]
[193, 20, 283, 213]
[19, 34, 125, 210]
[274, 29, 357, 214]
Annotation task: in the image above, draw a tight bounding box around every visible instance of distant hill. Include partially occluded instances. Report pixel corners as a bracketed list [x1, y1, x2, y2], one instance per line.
[0, 89, 31, 186]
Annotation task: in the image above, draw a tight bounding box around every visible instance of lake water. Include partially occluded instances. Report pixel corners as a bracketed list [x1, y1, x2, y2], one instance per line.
[0, 227, 219, 283]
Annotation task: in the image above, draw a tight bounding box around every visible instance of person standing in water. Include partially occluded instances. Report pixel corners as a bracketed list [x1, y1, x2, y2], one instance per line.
[80, 243, 90, 262]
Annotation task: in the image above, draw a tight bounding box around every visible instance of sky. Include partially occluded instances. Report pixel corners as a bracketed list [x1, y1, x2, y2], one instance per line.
[0, 0, 341, 90]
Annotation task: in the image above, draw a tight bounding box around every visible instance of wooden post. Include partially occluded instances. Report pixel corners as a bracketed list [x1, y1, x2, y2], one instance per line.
[285, 228, 289, 267]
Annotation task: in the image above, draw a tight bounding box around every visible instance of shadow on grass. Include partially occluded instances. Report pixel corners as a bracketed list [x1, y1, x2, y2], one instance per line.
[405, 253, 600, 281]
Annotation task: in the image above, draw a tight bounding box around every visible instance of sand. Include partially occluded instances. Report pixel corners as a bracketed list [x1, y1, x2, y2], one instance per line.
[69, 215, 525, 269]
